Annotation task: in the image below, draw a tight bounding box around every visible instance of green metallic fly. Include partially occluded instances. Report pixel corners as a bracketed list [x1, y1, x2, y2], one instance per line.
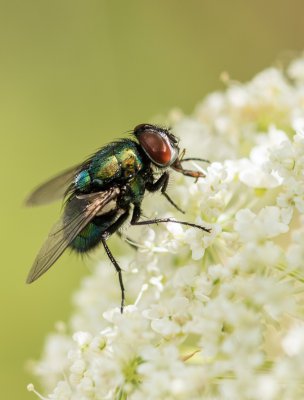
[26, 124, 211, 312]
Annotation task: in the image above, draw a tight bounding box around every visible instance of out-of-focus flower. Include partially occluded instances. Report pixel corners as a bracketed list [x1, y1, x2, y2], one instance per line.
[28, 54, 304, 400]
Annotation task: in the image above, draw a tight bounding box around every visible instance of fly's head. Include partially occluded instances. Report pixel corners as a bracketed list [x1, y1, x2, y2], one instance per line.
[134, 123, 206, 179]
[134, 124, 180, 168]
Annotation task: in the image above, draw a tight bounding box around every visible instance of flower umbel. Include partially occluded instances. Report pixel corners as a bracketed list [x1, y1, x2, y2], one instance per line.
[29, 55, 304, 400]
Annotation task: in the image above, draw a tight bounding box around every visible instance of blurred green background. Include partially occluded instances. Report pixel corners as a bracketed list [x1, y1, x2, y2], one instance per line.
[1, 0, 304, 398]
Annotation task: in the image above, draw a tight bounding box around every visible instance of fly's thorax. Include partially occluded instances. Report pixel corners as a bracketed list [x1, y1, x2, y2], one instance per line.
[88, 154, 121, 190]
[119, 174, 146, 208]
[74, 141, 146, 193]
[92, 155, 120, 181]
[75, 169, 91, 191]
[117, 145, 144, 180]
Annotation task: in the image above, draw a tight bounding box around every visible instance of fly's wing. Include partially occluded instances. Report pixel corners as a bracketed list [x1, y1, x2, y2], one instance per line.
[25, 165, 79, 206]
[26, 187, 120, 283]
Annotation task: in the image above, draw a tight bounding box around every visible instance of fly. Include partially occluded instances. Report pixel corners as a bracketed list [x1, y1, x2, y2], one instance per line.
[26, 124, 211, 312]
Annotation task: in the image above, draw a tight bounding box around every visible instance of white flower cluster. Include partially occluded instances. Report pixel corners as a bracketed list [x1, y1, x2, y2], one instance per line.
[28, 55, 304, 400]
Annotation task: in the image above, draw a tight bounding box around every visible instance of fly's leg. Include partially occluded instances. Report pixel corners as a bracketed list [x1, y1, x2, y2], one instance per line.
[131, 204, 211, 233]
[146, 172, 185, 214]
[132, 217, 211, 233]
[116, 230, 140, 250]
[101, 237, 125, 313]
[101, 210, 130, 313]
[181, 157, 210, 163]
[177, 149, 210, 167]
[172, 150, 209, 179]
[172, 161, 206, 179]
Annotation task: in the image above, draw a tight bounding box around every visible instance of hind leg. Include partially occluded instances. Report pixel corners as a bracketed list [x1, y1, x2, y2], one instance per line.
[100, 210, 130, 313]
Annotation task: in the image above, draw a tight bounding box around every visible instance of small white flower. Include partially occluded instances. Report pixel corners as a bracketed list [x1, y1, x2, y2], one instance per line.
[255, 375, 279, 400]
[144, 296, 189, 336]
[235, 206, 289, 242]
[29, 55, 304, 400]
[282, 323, 304, 356]
[50, 381, 72, 400]
[73, 332, 92, 349]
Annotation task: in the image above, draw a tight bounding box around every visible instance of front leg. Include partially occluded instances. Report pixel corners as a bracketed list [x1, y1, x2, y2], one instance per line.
[146, 172, 185, 214]
[171, 150, 207, 179]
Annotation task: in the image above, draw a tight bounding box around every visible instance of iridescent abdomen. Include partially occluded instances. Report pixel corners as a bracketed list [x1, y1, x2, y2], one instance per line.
[70, 212, 119, 253]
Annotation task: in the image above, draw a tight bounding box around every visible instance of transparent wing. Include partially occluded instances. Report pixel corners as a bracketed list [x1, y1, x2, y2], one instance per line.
[25, 165, 79, 206]
[26, 187, 120, 283]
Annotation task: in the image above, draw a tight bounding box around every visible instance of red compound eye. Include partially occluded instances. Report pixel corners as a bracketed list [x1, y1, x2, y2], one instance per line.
[138, 130, 172, 166]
